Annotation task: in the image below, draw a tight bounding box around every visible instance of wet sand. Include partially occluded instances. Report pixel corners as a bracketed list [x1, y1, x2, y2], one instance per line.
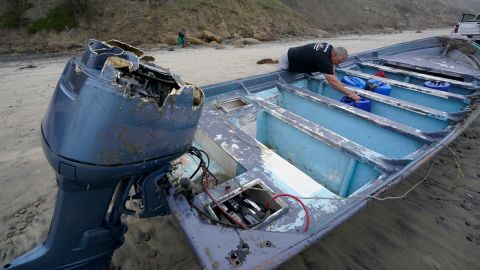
[0, 29, 479, 269]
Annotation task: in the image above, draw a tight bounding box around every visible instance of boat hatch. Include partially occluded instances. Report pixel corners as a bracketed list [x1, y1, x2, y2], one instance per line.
[216, 97, 251, 113]
[205, 179, 288, 229]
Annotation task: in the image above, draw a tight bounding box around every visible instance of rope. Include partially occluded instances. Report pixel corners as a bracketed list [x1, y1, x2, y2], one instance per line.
[434, 143, 464, 177]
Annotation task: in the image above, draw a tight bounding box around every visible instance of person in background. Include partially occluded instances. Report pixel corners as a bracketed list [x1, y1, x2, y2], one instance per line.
[177, 31, 188, 48]
[279, 43, 361, 101]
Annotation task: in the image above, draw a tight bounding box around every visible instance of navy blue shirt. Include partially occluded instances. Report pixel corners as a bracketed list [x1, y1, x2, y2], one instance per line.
[287, 43, 334, 74]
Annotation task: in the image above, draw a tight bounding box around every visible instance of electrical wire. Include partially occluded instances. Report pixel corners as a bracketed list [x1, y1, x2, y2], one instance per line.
[188, 146, 217, 184]
[202, 166, 247, 229]
[187, 146, 245, 228]
[265, 193, 310, 232]
[186, 146, 273, 230]
[200, 167, 307, 231]
[190, 201, 246, 227]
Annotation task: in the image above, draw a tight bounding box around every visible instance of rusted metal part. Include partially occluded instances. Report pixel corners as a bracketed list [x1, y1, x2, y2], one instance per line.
[139, 55, 156, 62]
[358, 62, 480, 89]
[276, 82, 438, 143]
[106, 39, 144, 57]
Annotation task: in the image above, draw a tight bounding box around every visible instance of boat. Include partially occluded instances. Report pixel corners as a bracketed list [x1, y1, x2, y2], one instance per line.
[3, 35, 479, 270]
[168, 35, 480, 269]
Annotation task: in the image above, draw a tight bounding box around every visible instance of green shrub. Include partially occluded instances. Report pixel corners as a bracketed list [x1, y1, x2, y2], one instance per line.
[29, 4, 77, 33]
[0, 1, 33, 28]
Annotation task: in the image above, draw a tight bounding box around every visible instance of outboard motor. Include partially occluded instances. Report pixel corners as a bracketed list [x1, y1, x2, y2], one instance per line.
[3, 40, 204, 270]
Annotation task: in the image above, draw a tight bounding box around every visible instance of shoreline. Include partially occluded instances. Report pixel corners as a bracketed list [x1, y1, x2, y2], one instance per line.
[0, 28, 478, 270]
[0, 27, 451, 63]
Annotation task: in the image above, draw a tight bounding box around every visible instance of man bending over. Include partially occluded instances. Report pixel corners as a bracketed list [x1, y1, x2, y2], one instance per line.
[279, 43, 361, 101]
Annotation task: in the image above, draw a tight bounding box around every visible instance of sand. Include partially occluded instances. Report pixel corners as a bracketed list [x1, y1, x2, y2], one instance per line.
[0, 29, 479, 269]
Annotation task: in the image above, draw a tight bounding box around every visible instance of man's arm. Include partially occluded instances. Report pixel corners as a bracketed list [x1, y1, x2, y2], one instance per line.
[324, 74, 361, 101]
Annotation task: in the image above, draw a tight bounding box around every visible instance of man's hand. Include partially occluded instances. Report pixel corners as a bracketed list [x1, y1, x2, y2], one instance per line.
[347, 91, 361, 101]
[325, 74, 361, 101]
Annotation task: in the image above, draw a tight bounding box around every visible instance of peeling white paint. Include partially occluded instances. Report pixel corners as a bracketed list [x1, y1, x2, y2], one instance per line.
[220, 141, 228, 149]
[268, 211, 306, 232]
[259, 150, 340, 215]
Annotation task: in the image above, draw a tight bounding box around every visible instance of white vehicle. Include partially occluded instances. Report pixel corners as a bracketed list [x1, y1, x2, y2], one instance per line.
[452, 13, 480, 40]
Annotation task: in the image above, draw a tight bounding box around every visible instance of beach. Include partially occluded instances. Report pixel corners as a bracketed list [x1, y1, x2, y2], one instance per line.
[0, 28, 479, 269]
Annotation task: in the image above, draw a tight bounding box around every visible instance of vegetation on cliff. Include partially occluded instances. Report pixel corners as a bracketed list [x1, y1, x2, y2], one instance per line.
[0, 0, 479, 53]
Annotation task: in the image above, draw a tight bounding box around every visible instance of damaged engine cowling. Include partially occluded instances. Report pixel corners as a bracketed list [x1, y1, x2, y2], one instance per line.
[45, 39, 204, 167]
[3, 40, 204, 270]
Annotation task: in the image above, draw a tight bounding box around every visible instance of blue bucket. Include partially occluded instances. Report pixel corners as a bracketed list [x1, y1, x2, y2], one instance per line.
[340, 96, 372, 112]
[423, 81, 450, 92]
[366, 79, 392, 96]
[341, 76, 367, 89]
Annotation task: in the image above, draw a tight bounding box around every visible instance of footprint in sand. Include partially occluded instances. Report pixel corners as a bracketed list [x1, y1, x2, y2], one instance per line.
[1, 199, 48, 263]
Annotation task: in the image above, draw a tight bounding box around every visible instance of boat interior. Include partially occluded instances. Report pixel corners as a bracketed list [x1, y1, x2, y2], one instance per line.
[166, 35, 480, 268]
